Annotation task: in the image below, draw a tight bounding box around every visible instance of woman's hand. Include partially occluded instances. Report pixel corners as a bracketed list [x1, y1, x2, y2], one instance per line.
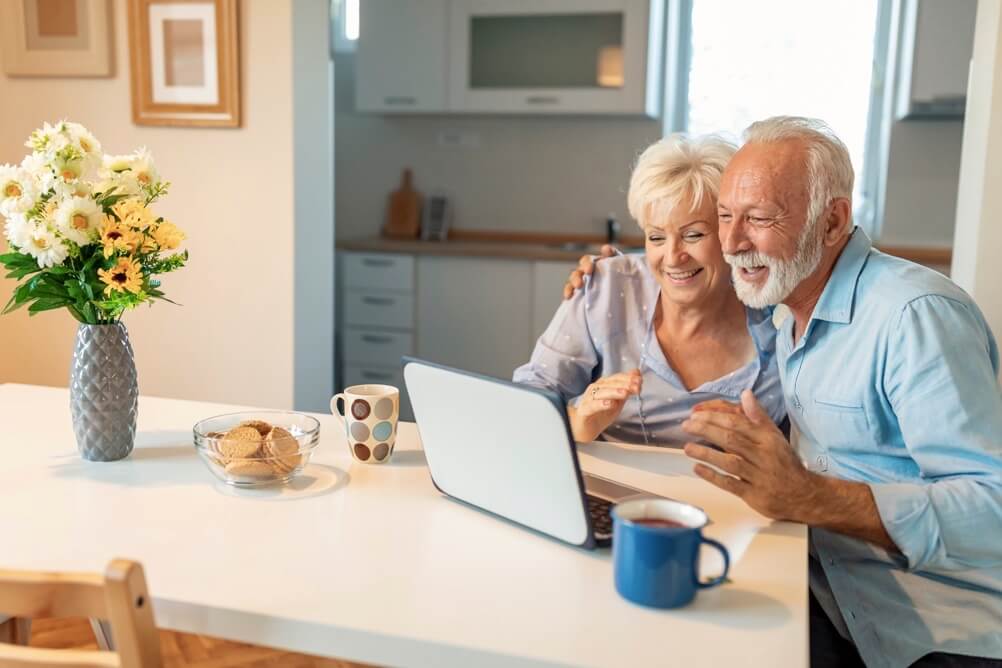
[567, 369, 642, 442]
[561, 245, 619, 299]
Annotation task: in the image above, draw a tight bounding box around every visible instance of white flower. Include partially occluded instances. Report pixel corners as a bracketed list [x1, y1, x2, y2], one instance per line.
[102, 153, 133, 173]
[25, 121, 69, 157]
[96, 170, 140, 198]
[54, 196, 102, 246]
[129, 147, 158, 187]
[22, 225, 68, 268]
[64, 122, 102, 158]
[3, 212, 31, 248]
[0, 164, 39, 217]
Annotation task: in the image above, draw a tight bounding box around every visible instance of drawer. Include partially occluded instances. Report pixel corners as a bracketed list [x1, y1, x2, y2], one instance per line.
[343, 328, 414, 366]
[342, 253, 415, 292]
[344, 291, 414, 329]
[343, 365, 413, 422]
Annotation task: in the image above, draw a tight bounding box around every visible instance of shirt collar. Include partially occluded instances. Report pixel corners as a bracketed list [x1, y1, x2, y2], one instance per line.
[808, 226, 872, 325]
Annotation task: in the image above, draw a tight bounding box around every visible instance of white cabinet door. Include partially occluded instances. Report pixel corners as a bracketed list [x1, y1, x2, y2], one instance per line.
[356, 0, 449, 112]
[531, 261, 577, 343]
[416, 256, 533, 380]
[448, 0, 663, 116]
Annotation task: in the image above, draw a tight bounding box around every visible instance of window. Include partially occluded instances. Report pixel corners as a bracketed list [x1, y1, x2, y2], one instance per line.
[666, 0, 892, 234]
[332, 0, 359, 53]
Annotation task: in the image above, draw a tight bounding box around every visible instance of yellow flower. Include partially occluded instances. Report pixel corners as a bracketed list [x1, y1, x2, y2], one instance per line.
[152, 220, 185, 250]
[99, 216, 139, 258]
[112, 199, 154, 230]
[98, 257, 143, 296]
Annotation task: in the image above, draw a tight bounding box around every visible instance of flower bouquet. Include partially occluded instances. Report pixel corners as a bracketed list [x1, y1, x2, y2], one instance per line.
[0, 121, 188, 461]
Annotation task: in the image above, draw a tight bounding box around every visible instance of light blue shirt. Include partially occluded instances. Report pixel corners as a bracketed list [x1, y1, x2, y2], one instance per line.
[781, 228, 1002, 667]
[513, 254, 785, 446]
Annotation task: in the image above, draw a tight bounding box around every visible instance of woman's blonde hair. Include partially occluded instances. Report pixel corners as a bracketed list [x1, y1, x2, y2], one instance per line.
[627, 134, 737, 228]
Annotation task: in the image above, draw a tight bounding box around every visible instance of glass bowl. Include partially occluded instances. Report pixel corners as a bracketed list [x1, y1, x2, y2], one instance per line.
[193, 411, 320, 487]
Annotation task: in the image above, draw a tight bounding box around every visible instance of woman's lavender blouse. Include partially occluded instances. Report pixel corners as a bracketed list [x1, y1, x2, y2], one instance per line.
[513, 254, 786, 446]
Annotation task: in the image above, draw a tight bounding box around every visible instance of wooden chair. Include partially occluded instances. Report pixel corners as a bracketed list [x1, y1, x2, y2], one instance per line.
[0, 559, 162, 667]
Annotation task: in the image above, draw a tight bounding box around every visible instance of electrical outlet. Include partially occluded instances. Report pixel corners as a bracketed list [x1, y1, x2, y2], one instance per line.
[437, 129, 481, 149]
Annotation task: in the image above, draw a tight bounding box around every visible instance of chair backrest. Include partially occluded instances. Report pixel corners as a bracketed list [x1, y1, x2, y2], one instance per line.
[0, 559, 162, 668]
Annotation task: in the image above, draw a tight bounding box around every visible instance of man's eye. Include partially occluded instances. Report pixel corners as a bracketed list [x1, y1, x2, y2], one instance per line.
[748, 216, 768, 224]
[717, 214, 732, 222]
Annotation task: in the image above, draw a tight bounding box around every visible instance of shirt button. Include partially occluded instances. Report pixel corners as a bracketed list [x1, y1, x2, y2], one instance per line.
[816, 455, 828, 471]
[794, 399, 802, 409]
[829, 558, 835, 566]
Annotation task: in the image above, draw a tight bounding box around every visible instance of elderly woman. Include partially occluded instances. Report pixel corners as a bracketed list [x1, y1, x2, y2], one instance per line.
[513, 134, 785, 445]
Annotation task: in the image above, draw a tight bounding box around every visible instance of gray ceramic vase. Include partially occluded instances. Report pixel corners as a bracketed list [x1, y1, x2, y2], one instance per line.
[69, 322, 138, 462]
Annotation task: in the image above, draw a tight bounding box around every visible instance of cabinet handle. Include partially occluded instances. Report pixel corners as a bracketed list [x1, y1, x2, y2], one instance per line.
[361, 258, 395, 267]
[362, 370, 394, 381]
[361, 334, 395, 344]
[526, 95, 560, 105]
[361, 296, 396, 306]
[384, 96, 417, 106]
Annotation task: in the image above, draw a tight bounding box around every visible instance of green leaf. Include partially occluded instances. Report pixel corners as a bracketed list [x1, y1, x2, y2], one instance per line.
[28, 297, 72, 314]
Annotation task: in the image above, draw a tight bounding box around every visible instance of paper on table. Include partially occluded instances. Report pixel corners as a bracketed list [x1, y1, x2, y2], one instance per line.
[577, 440, 772, 576]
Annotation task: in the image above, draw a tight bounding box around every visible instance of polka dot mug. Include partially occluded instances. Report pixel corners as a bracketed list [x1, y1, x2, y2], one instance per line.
[331, 384, 399, 464]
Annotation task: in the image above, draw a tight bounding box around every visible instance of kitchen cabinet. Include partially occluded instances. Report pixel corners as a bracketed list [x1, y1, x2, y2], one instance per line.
[355, 0, 449, 113]
[415, 256, 533, 380]
[338, 251, 580, 413]
[449, 0, 663, 116]
[354, 0, 664, 116]
[338, 252, 416, 419]
[532, 260, 578, 341]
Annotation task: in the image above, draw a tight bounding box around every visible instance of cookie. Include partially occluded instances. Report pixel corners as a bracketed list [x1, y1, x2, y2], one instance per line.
[237, 420, 273, 437]
[224, 460, 274, 480]
[263, 426, 301, 473]
[218, 425, 262, 459]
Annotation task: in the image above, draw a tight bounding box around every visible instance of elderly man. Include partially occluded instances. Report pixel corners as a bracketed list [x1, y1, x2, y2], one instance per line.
[568, 117, 1002, 667]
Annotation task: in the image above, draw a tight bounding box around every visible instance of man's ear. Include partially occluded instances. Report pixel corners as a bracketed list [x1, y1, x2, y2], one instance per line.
[823, 198, 853, 246]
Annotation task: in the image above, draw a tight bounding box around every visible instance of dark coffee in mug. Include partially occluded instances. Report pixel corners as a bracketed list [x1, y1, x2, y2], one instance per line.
[635, 518, 685, 529]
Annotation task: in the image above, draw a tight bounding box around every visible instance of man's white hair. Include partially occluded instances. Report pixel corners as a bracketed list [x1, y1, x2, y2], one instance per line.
[742, 116, 854, 227]
[627, 133, 736, 227]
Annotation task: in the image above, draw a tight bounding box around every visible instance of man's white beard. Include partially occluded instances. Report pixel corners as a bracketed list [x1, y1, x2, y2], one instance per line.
[725, 219, 825, 308]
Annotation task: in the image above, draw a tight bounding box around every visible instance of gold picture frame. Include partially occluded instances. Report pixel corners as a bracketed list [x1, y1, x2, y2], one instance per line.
[0, 0, 114, 77]
[127, 0, 240, 127]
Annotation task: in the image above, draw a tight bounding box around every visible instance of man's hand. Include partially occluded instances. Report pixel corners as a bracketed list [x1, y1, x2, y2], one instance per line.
[682, 390, 814, 521]
[567, 369, 641, 442]
[561, 244, 618, 300]
[683, 390, 897, 551]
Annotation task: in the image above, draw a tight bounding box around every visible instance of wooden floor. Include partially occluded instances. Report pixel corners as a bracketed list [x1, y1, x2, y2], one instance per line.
[28, 617, 374, 667]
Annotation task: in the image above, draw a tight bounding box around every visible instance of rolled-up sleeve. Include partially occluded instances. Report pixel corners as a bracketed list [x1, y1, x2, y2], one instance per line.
[513, 282, 599, 404]
[871, 295, 1002, 572]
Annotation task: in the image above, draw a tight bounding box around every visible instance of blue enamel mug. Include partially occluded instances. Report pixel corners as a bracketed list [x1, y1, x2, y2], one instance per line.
[612, 498, 730, 609]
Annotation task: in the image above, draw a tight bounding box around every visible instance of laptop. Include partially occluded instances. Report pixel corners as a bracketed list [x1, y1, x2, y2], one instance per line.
[402, 357, 655, 549]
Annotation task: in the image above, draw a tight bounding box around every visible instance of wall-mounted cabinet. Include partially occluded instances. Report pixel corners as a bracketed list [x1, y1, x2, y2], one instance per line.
[356, 0, 664, 117]
[356, 0, 449, 112]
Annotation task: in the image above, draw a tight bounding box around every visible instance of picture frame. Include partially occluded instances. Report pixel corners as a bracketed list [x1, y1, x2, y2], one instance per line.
[0, 0, 114, 77]
[127, 0, 240, 127]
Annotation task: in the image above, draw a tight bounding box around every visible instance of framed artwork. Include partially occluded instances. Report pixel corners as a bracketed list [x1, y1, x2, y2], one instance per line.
[127, 0, 240, 127]
[0, 0, 113, 77]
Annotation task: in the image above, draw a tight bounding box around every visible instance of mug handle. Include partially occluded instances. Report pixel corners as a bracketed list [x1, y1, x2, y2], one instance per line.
[697, 537, 730, 589]
[331, 393, 347, 428]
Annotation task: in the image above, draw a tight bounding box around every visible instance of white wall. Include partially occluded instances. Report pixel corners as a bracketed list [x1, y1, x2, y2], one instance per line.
[0, 1, 297, 408]
[880, 119, 965, 247]
[952, 0, 1002, 374]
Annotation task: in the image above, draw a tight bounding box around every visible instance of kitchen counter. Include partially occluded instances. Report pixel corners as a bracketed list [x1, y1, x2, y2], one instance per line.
[337, 236, 642, 262]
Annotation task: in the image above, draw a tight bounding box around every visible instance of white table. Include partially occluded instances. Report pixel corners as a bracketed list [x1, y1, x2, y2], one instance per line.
[0, 384, 807, 667]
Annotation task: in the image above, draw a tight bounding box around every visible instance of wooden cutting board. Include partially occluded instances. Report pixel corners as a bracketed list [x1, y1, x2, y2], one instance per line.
[382, 168, 422, 239]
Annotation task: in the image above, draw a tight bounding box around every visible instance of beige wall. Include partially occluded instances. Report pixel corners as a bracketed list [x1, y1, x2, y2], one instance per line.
[0, 1, 297, 408]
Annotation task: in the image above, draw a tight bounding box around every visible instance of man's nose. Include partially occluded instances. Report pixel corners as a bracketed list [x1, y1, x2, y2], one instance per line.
[719, 217, 753, 255]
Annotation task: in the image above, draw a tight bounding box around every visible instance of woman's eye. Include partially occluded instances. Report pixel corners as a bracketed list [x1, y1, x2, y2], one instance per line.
[717, 213, 732, 222]
[683, 233, 704, 242]
[647, 234, 664, 243]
